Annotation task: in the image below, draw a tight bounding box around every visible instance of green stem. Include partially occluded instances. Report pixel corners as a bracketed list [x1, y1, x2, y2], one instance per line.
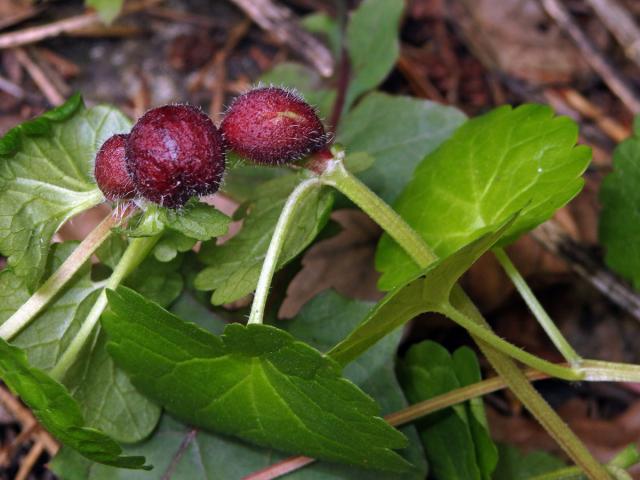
[49, 235, 159, 381]
[494, 247, 582, 367]
[320, 154, 436, 267]
[441, 304, 582, 381]
[319, 155, 610, 479]
[248, 177, 321, 325]
[0, 214, 118, 341]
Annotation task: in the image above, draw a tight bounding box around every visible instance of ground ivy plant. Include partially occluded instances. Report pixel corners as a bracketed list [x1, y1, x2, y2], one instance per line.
[2, 1, 640, 479]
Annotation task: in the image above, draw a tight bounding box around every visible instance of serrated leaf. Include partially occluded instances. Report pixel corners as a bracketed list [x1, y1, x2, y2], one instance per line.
[86, 0, 123, 24]
[376, 104, 591, 290]
[195, 174, 333, 305]
[2, 242, 160, 443]
[345, 0, 403, 109]
[599, 125, 640, 288]
[329, 217, 514, 366]
[337, 92, 466, 202]
[0, 96, 130, 289]
[52, 291, 428, 479]
[102, 287, 412, 473]
[0, 336, 148, 469]
[398, 341, 497, 480]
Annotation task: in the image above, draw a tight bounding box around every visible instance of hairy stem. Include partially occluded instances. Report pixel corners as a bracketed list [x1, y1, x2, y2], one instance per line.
[441, 304, 581, 380]
[319, 155, 610, 479]
[49, 235, 159, 381]
[248, 177, 321, 325]
[0, 213, 119, 341]
[494, 247, 582, 366]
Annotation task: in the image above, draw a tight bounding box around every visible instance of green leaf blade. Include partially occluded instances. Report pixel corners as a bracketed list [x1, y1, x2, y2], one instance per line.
[195, 175, 333, 305]
[599, 128, 640, 288]
[330, 217, 515, 366]
[376, 104, 591, 289]
[102, 287, 412, 473]
[0, 337, 148, 469]
[0, 98, 130, 289]
[337, 92, 467, 202]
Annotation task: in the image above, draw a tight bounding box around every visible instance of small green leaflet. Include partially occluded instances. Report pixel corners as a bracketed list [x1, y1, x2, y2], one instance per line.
[599, 120, 640, 288]
[0, 94, 130, 290]
[195, 174, 333, 305]
[398, 341, 497, 480]
[345, 0, 403, 110]
[121, 201, 230, 241]
[337, 92, 466, 202]
[86, 0, 124, 24]
[376, 104, 591, 290]
[0, 337, 148, 469]
[102, 287, 412, 473]
[3, 242, 160, 443]
[329, 218, 514, 366]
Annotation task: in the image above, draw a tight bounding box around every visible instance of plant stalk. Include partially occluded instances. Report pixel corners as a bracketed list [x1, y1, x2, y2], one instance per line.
[319, 155, 610, 479]
[248, 177, 322, 325]
[494, 247, 582, 367]
[49, 234, 159, 381]
[0, 213, 118, 341]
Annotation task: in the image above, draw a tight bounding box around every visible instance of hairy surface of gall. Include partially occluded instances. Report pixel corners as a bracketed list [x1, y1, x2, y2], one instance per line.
[94, 134, 136, 201]
[220, 87, 328, 165]
[126, 105, 226, 207]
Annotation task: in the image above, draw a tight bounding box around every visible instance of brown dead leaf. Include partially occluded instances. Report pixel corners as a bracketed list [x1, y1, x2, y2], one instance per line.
[279, 209, 383, 318]
[451, 0, 596, 83]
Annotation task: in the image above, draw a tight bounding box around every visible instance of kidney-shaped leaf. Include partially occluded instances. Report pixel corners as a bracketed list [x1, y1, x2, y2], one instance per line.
[376, 104, 590, 289]
[102, 287, 412, 473]
[0, 337, 148, 469]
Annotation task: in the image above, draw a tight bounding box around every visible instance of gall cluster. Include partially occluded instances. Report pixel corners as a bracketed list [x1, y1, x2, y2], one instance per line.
[94, 87, 328, 208]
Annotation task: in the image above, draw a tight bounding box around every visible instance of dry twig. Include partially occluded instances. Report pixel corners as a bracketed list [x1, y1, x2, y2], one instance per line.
[0, 0, 162, 50]
[584, 0, 640, 69]
[15, 441, 44, 480]
[540, 0, 640, 114]
[13, 48, 64, 105]
[532, 220, 640, 323]
[228, 0, 334, 77]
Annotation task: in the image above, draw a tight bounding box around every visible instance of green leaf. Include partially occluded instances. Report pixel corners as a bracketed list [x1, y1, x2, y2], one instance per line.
[283, 291, 428, 479]
[125, 255, 184, 308]
[153, 230, 196, 263]
[345, 0, 403, 109]
[398, 341, 496, 480]
[52, 291, 427, 479]
[195, 174, 333, 305]
[599, 125, 640, 288]
[51, 415, 274, 480]
[302, 12, 341, 58]
[337, 92, 466, 202]
[86, 0, 124, 24]
[163, 201, 230, 241]
[493, 444, 565, 479]
[3, 242, 161, 443]
[376, 104, 591, 290]
[452, 348, 498, 479]
[0, 96, 130, 289]
[102, 287, 412, 473]
[0, 336, 148, 469]
[330, 217, 514, 365]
